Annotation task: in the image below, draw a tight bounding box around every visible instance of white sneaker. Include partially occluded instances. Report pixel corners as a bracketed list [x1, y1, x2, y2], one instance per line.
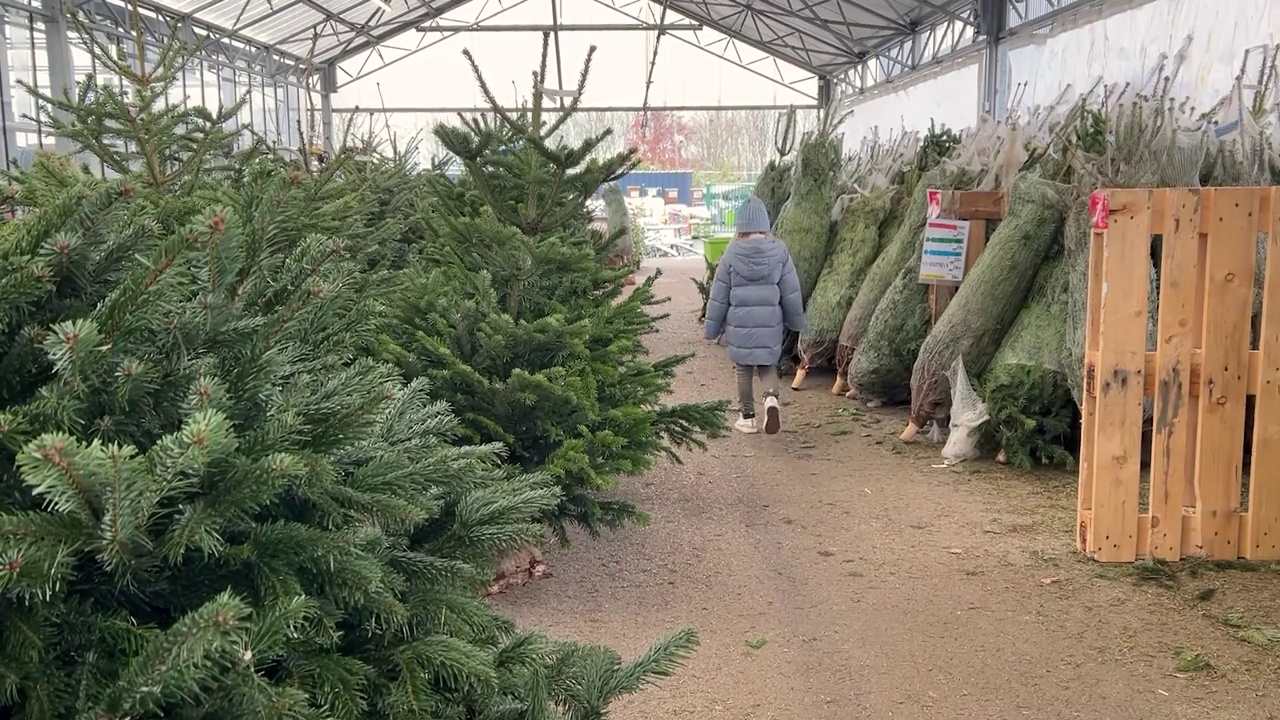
[763, 395, 781, 435]
[734, 415, 759, 434]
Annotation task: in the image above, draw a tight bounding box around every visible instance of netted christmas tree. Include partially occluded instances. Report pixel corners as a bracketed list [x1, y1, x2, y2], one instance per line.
[0, 10, 699, 719]
[380, 34, 727, 540]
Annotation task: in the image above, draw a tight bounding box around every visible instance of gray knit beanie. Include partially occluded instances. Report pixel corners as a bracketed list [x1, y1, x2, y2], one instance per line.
[734, 197, 771, 234]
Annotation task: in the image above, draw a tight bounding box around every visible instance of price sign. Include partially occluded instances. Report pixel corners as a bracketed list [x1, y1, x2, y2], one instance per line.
[918, 218, 971, 285]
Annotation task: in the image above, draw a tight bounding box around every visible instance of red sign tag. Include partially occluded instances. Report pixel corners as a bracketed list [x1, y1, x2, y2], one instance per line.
[926, 189, 942, 219]
[1089, 191, 1109, 230]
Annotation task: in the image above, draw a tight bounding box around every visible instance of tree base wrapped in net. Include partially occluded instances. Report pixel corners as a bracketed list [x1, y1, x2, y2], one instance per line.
[774, 131, 843, 301]
[795, 190, 893, 387]
[906, 173, 1068, 427]
[981, 252, 1079, 469]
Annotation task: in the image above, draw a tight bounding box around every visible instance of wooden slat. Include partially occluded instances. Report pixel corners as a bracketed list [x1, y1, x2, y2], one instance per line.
[1077, 201, 1106, 553]
[941, 190, 1005, 219]
[963, 218, 988, 274]
[1147, 189, 1203, 560]
[1137, 512, 1249, 559]
[1127, 350, 1261, 397]
[1192, 188, 1257, 559]
[1084, 189, 1151, 562]
[1246, 188, 1280, 560]
[929, 285, 954, 325]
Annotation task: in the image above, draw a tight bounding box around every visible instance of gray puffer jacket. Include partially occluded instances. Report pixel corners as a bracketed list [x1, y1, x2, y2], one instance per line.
[703, 236, 806, 366]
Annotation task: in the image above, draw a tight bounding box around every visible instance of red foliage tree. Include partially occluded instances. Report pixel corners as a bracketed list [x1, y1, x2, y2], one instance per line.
[626, 111, 692, 169]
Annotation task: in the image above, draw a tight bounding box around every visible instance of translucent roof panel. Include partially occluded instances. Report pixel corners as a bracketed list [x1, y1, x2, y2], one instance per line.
[151, 0, 477, 63]
[144, 0, 974, 71]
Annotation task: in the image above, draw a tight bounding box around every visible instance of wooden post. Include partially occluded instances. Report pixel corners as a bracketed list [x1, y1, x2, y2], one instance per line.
[1245, 188, 1280, 559]
[926, 190, 1004, 327]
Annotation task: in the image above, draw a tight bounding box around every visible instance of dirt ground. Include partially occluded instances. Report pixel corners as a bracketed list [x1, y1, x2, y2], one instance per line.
[490, 258, 1280, 719]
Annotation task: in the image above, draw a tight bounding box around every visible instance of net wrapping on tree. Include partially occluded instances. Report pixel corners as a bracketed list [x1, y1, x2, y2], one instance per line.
[843, 168, 975, 403]
[754, 158, 793, 225]
[602, 181, 634, 269]
[796, 189, 893, 370]
[982, 252, 1078, 468]
[838, 167, 947, 357]
[773, 129, 843, 302]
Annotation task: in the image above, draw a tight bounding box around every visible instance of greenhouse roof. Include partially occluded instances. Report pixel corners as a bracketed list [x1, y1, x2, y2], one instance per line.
[144, 0, 978, 75]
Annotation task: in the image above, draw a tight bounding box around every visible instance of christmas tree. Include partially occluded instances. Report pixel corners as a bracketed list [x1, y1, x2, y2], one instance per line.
[0, 8, 698, 718]
[380, 35, 727, 539]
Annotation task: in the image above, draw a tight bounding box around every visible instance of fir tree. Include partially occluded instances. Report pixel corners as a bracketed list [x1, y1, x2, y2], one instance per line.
[381, 35, 727, 539]
[0, 8, 699, 718]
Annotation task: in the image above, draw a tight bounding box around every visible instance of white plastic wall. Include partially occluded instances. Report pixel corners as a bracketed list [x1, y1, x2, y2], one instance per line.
[840, 0, 1278, 151]
[838, 58, 981, 150]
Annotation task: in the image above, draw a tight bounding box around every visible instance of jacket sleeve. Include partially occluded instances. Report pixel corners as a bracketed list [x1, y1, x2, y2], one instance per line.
[703, 259, 731, 340]
[779, 252, 806, 332]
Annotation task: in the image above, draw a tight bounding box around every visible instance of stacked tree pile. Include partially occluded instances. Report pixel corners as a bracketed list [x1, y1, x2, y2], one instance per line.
[883, 45, 1280, 467]
[0, 20, 712, 719]
[904, 170, 1069, 443]
[791, 131, 918, 391]
[983, 49, 1280, 467]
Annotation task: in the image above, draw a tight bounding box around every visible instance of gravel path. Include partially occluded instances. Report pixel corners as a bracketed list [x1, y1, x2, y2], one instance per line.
[492, 258, 1280, 720]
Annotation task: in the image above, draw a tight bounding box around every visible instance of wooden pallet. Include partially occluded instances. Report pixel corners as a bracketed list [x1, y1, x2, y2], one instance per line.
[1078, 187, 1280, 562]
[927, 190, 1004, 326]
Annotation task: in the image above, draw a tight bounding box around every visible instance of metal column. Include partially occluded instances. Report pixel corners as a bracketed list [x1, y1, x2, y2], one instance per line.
[977, 0, 1009, 120]
[0, 12, 21, 168]
[40, 0, 76, 153]
[319, 64, 336, 153]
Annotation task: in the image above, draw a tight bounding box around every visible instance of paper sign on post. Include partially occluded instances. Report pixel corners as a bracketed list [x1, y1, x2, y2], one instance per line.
[918, 218, 971, 285]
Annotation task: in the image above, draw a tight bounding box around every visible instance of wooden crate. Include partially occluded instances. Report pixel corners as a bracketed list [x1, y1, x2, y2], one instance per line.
[1078, 187, 1280, 562]
[927, 190, 1004, 325]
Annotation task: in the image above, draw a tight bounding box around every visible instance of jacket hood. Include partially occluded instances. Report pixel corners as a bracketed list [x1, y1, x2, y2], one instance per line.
[725, 236, 789, 282]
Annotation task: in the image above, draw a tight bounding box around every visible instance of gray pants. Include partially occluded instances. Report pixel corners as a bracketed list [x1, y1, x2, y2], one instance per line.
[736, 364, 778, 418]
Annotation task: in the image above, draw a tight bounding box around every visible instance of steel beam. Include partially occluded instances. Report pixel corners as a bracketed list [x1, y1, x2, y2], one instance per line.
[836, 0, 1159, 101]
[41, 0, 77, 153]
[414, 22, 703, 31]
[977, 0, 1008, 118]
[75, 0, 309, 81]
[320, 64, 336, 151]
[334, 0, 534, 89]
[586, 0, 818, 100]
[331, 103, 818, 113]
[835, 0, 979, 93]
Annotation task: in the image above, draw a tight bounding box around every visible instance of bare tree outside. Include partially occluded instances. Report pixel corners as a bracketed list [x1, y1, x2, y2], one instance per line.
[341, 107, 819, 174]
